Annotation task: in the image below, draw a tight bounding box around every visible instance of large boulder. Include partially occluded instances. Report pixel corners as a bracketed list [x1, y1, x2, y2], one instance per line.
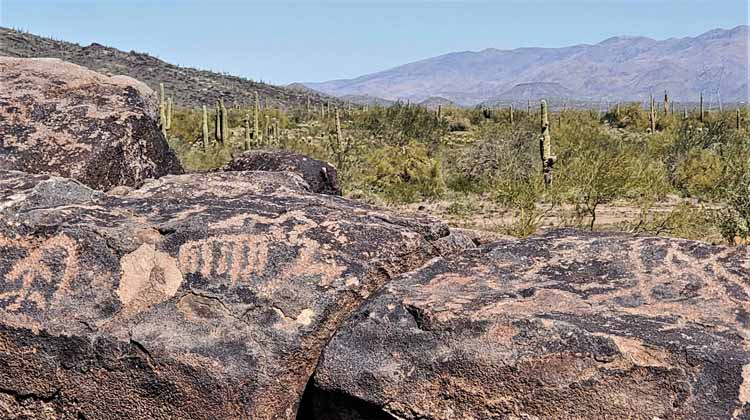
[0, 57, 182, 191]
[0, 169, 453, 419]
[308, 230, 750, 420]
[221, 150, 341, 195]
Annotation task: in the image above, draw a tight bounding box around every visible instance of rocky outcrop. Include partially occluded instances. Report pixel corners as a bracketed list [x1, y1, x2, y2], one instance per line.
[0, 169, 451, 419]
[0, 57, 182, 191]
[308, 230, 750, 420]
[221, 150, 341, 195]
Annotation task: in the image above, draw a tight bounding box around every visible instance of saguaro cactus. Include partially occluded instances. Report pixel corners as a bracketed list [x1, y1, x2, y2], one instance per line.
[436, 104, 442, 122]
[254, 92, 261, 145]
[159, 83, 167, 137]
[244, 113, 251, 149]
[509, 104, 514, 125]
[663, 90, 669, 115]
[220, 99, 229, 143]
[166, 97, 173, 130]
[737, 108, 742, 130]
[649, 95, 656, 133]
[214, 102, 221, 143]
[273, 118, 279, 146]
[202, 105, 209, 150]
[263, 115, 271, 145]
[700, 92, 704, 122]
[336, 108, 343, 145]
[540, 100, 555, 186]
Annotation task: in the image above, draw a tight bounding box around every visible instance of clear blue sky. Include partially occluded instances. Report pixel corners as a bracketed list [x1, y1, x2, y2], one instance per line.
[2, 0, 748, 84]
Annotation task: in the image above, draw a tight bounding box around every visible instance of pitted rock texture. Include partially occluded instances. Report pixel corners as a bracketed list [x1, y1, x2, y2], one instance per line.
[221, 150, 341, 195]
[0, 169, 452, 420]
[0, 57, 182, 191]
[308, 230, 750, 420]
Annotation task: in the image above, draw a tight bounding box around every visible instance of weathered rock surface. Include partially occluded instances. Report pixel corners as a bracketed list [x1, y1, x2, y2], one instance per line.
[0, 57, 182, 191]
[0, 169, 452, 419]
[309, 230, 750, 420]
[221, 150, 341, 195]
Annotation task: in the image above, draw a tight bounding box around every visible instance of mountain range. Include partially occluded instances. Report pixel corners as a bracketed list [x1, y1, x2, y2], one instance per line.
[304, 26, 749, 106]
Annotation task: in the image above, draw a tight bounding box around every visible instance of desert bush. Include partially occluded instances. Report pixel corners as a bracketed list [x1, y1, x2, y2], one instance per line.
[630, 202, 721, 242]
[673, 149, 724, 199]
[357, 142, 445, 203]
[555, 123, 641, 230]
[352, 103, 446, 147]
[603, 102, 648, 130]
[448, 124, 535, 194]
[167, 136, 236, 171]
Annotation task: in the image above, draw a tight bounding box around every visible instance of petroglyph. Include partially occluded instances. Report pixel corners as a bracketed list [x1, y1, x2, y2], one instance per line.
[178, 234, 270, 287]
[0, 234, 78, 312]
[179, 210, 351, 290]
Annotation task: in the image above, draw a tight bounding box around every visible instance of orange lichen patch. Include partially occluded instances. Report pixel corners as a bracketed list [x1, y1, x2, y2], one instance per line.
[178, 234, 270, 288]
[1, 234, 79, 313]
[117, 243, 182, 310]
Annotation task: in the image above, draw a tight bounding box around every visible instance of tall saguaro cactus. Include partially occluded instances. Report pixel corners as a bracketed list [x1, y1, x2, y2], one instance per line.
[159, 82, 167, 137]
[166, 97, 173, 130]
[214, 102, 221, 143]
[202, 105, 209, 150]
[737, 108, 742, 130]
[700, 92, 705, 122]
[649, 95, 656, 133]
[220, 99, 229, 144]
[263, 115, 271, 146]
[509, 104, 514, 125]
[273, 118, 279, 146]
[663, 90, 669, 115]
[244, 113, 251, 150]
[336, 108, 343, 145]
[540, 100, 555, 186]
[254, 92, 261, 145]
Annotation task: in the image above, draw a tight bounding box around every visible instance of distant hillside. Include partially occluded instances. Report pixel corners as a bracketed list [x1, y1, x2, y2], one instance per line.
[419, 96, 458, 110]
[305, 26, 749, 106]
[0, 27, 336, 109]
[496, 82, 575, 101]
[340, 94, 395, 107]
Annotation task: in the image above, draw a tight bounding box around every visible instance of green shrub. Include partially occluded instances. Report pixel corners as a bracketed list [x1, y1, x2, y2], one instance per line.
[673, 149, 724, 198]
[357, 142, 445, 203]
